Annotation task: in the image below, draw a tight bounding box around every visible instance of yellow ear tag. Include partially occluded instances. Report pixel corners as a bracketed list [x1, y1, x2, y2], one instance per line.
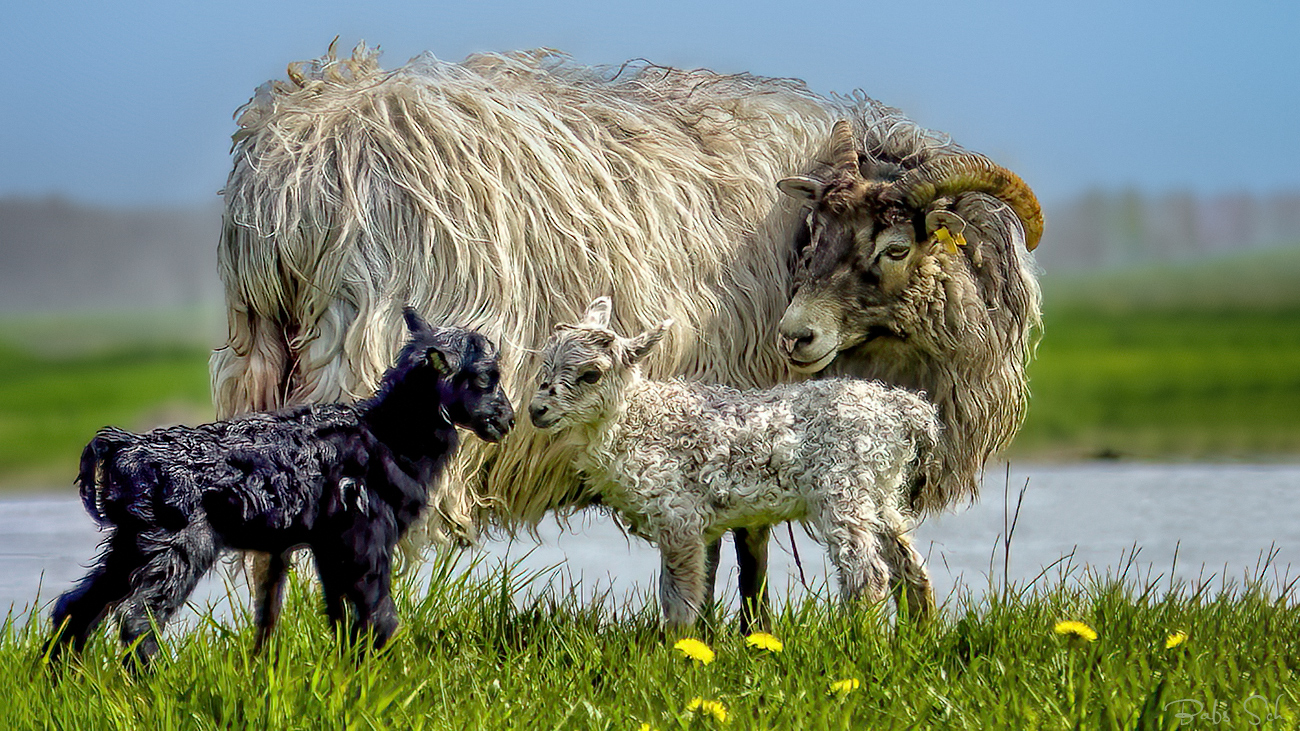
[933, 226, 962, 254]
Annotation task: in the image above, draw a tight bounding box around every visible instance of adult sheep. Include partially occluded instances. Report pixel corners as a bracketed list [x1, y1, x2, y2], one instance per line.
[212, 43, 1042, 626]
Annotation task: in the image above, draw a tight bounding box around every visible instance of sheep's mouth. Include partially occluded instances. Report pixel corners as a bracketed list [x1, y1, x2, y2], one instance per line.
[787, 349, 837, 373]
[473, 421, 510, 443]
[788, 326, 902, 372]
[471, 413, 515, 443]
[861, 326, 904, 345]
[530, 412, 562, 430]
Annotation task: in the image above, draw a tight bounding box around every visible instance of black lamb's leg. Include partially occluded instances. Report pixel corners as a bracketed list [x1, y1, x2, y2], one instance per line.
[46, 531, 142, 663]
[349, 570, 399, 650]
[117, 521, 218, 669]
[252, 550, 290, 654]
[315, 529, 399, 652]
[734, 526, 772, 634]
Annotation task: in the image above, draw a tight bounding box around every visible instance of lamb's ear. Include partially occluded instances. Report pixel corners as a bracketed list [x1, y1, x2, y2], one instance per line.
[403, 307, 433, 335]
[581, 296, 613, 329]
[425, 345, 453, 375]
[625, 319, 671, 365]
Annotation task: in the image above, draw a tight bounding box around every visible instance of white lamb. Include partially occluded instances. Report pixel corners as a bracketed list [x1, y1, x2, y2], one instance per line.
[528, 297, 941, 628]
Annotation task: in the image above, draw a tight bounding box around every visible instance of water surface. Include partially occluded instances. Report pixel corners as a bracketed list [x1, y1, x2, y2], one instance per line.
[5, 463, 1296, 625]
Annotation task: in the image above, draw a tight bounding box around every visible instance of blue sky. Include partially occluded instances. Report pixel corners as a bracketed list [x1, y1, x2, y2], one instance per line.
[2, 0, 1296, 206]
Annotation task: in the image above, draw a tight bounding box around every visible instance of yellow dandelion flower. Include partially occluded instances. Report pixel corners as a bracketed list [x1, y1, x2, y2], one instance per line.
[1165, 631, 1188, 649]
[638, 724, 658, 731]
[1053, 620, 1097, 642]
[829, 678, 861, 696]
[745, 632, 783, 653]
[686, 697, 729, 724]
[673, 638, 715, 665]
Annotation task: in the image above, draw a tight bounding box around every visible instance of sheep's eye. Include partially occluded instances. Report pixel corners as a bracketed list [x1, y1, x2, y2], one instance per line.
[883, 244, 911, 261]
[579, 370, 602, 384]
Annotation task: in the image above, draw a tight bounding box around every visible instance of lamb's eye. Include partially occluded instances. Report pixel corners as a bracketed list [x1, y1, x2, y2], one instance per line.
[579, 370, 602, 384]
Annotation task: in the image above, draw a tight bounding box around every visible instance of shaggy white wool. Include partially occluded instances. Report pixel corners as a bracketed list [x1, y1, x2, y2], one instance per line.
[211, 42, 1037, 550]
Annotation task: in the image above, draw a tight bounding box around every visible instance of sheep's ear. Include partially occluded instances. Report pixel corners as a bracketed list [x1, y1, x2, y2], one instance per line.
[626, 319, 671, 365]
[582, 296, 613, 329]
[403, 307, 432, 334]
[924, 209, 968, 254]
[777, 176, 826, 202]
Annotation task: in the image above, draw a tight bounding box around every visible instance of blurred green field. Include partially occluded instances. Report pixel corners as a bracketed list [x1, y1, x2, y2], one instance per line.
[0, 310, 218, 487]
[1014, 306, 1300, 459]
[1014, 248, 1300, 460]
[0, 250, 1297, 488]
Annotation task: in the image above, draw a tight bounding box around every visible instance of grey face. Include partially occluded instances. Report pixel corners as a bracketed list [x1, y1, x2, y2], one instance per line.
[529, 326, 618, 430]
[529, 296, 669, 430]
[772, 120, 1042, 375]
[777, 202, 930, 373]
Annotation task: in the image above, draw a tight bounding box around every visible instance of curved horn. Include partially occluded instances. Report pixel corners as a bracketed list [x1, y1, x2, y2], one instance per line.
[887, 155, 1044, 251]
[829, 120, 861, 177]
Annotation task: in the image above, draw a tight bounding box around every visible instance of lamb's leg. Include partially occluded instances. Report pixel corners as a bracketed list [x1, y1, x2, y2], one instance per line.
[734, 526, 771, 634]
[118, 521, 219, 668]
[814, 496, 891, 607]
[252, 550, 290, 654]
[703, 539, 722, 608]
[342, 553, 399, 649]
[319, 565, 397, 649]
[658, 537, 708, 631]
[46, 531, 142, 662]
[314, 530, 399, 650]
[884, 531, 935, 621]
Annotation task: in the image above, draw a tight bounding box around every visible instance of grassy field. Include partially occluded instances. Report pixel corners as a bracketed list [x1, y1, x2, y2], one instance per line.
[3, 555, 1296, 729]
[2, 255, 1298, 727]
[1, 248, 1299, 487]
[1011, 248, 1300, 460]
[0, 341, 213, 485]
[1013, 306, 1300, 459]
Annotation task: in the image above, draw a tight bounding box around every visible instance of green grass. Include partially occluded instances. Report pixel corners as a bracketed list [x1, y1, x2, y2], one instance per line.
[1009, 246, 1300, 459]
[4, 555, 1297, 729]
[1014, 306, 1300, 459]
[0, 341, 213, 485]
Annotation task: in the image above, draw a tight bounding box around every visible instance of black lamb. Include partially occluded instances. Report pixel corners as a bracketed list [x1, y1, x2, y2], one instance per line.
[46, 309, 514, 666]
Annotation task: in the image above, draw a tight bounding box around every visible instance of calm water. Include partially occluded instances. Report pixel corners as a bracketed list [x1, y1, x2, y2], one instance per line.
[5, 463, 1298, 625]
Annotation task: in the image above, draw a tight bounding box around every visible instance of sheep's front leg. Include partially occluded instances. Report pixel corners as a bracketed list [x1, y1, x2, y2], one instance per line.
[702, 538, 722, 609]
[252, 550, 290, 654]
[734, 526, 771, 633]
[314, 522, 400, 651]
[658, 537, 708, 631]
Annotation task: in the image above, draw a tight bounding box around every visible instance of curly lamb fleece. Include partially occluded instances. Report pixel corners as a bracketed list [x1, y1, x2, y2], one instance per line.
[530, 297, 940, 628]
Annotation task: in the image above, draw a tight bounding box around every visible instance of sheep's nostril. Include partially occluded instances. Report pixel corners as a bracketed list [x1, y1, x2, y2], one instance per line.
[528, 404, 548, 423]
[778, 327, 815, 355]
